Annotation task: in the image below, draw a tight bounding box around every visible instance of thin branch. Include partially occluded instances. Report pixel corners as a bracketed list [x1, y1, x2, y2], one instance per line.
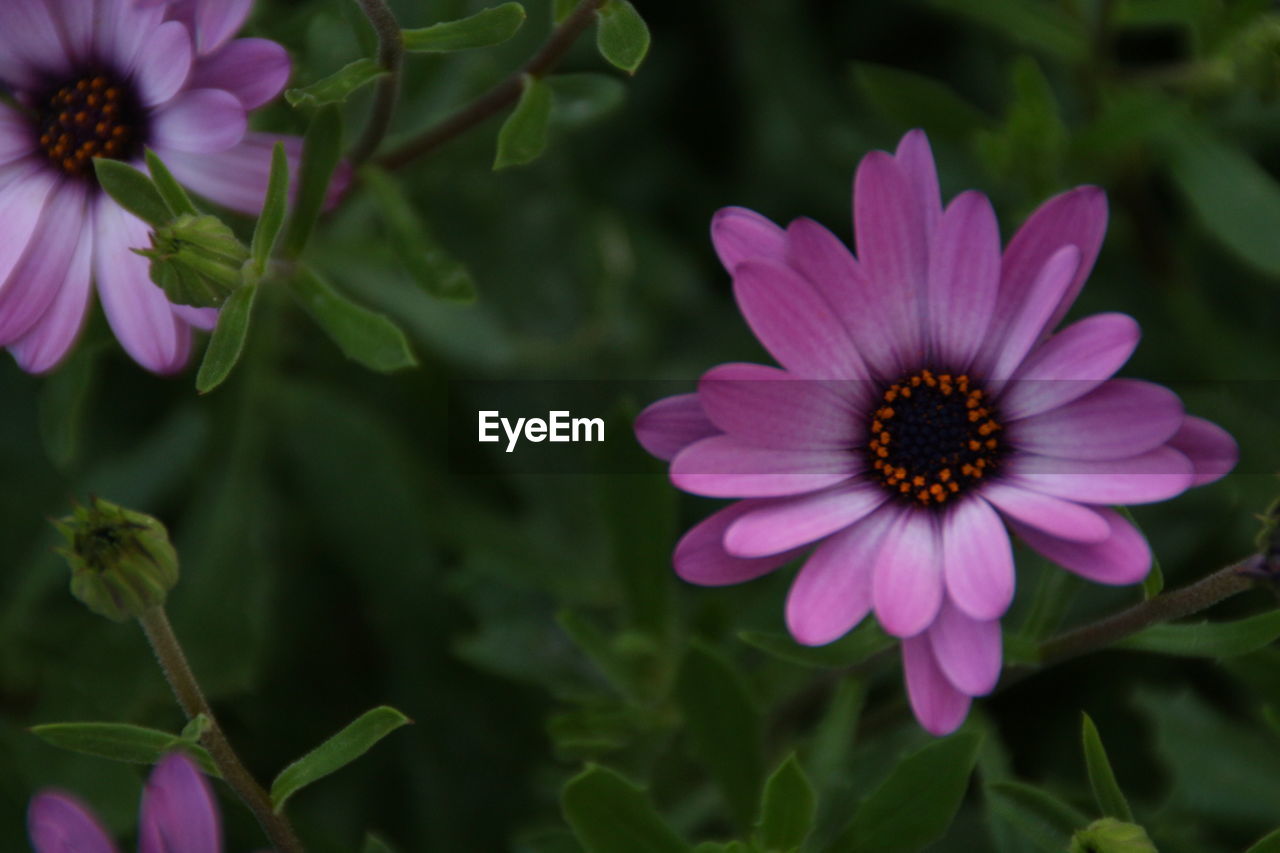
[349, 0, 405, 165]
[376, 0, 607, 170]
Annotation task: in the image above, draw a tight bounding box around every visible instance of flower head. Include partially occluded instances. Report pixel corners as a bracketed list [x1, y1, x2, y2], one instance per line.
[0, 0, 343, 374]
[635, 130, 1238, 735]
[28, 752, 222, 852]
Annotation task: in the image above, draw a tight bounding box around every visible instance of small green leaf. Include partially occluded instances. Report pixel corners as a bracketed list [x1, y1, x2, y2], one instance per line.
[93, 159, 171, 227]
[1117, 610, 1280, 658]
[829, 731, 981, 853]
[851, 63, 989, 140]
[289, 267, 417, 372]
[561, 765, 691, 853]
[362, 833, 397, 853]
[145, 150, 198, 217]
[985, 780, 1090, 853]
[30, 722, 217, 777]
[251, 143, 290, 271]
[740, 622, 893, 669]
[674, 643, 764, 830]
[283, 105, 343, 257]
[270, 706, 411, 811]
[196, 283, 257, 394]
[179, 714, 212, 743]
[495, 75, 553, 169]
[548, 73, 627, 130]
[402, 2, 526, 52]
[285, 58, 389, 108]
[756, 754, 815, 852]
[595, 0, 650, 74]
[1246, 827, 1280, 853]
[1081, 714, 1133, 822]
[361, 166, 477, 302]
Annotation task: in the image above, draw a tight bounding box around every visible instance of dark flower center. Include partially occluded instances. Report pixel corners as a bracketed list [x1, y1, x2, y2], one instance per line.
[866, 369, 1005, 506]
[35, 70, 145, 179]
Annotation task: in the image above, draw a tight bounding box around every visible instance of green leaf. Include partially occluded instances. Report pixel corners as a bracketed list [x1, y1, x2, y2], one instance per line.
[285, 58, 388, 108]
[361, 166, 477, 302]
[93, 159, 171, 227]
[1246, 827, 1280, 853]
[740, 622, 893, 669]
[495, 75, 553, 169]
[1116, 610, 1280, 658]
[1162, 128, 1280, 277]
[561, 765, 690, 853]
[30, 722, 217, 777]
[829, 731, 980, 853]
[283, 105, 343, 257]
[851, 63, 988, 140]
[179, 714, 212, 743]
[595, 0, 650, 74]
[402, 3, 526, 52]
[196, 283, 258, 394]
[289, 268, 417, 372]
[925, 0, 1088, 60]
[985, 780, 1090, 853]
[756, 754, 815, 852]
[1081, 714, 1133, 821]
[251, 143, 290, 271]
[145, 150, 198, 216]
[548, 73, 627, 130]
[674, 642, 764, 830]
[270, 706, 411, 811]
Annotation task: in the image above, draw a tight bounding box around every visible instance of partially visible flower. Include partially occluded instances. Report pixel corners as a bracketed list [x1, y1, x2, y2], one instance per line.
[28, 752, 222, 852]
[0, 0, 347, 374]
[1070, 818, 1158, 853]
[635, 130, 1238, 735]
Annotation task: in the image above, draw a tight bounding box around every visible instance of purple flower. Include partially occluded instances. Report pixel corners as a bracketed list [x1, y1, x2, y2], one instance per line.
[0, 0, 341, 374]
[28, 752, 222, 852]
[635, 130, 1239, 735]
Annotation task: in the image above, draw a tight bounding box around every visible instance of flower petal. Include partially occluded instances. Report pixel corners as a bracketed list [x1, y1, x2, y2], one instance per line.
[941, 497, 1015, 621]
[1011, 507, 1152, 585]
[872, 507, 943, 637]
[0, 181, 89, 346]
[726, 479, 888, 557]
[671, 435, 859, 498]
[139, 753, 221, 853]
[0, 0, 71, 87]
[1167, 416, 1238, 487]
[191, 0, 254, 55]
[93, 196, 191, 374]
[981, 245, 1081, 381]
[0, 164, 58, 288]
[698, 362, 861, 450]
[151, 88, 247, 153]
[9, 227, 93, 374]
[980, 482, 1109, 543]
[634, 393, 720, 461]
[785, 505, 897, 645]
[191, 38, 291, 109]
[894, 129, 943, 238]
[732, 259, 865, 379]
[135, 20, 193, 107]
[711, 206, 786, 271]
[926, 190, 1001, 369]
[927, 599, 1002, 696]
[95, 0, 167, 73]
[674, 501, 804, 586]
[902, 635, 971, 736]
[0, 105, 33, 166]
[853, 150, 927, 367]
[1009, 379, 1184, 460]
[28, 791, 119, 853]
[999, 312, 1140, 420]
[171, 304, 219, 331]
[1006, 446, 1193, 505]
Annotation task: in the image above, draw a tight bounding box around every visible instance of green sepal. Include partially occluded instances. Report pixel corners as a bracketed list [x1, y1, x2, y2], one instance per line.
[1081, 714, 1133, 821]
[144, 150, 198, 217]
[250, 142, 290, 272]
[196, 282, 258, 394]
[93, 159, 171, 227]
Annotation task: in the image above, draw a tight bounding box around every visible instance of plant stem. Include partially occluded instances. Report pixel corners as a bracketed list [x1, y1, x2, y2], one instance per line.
[138, 606, 304, 853]
[377, 0, 607, 170]
[349, 0, 404, 164]
[1036, 556, 1261, 666]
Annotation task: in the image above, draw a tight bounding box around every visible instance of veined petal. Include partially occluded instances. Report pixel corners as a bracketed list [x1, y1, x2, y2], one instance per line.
[139, 753, 221, 853]
[0, 105, 33, 166]
[711, 206, 786, 271]
[1008, 379, 1183, 460]
[1167, 416, 1238, 487]
[172, 304, 219, 331]
[1011, 507, 1151, 585]
[926, 190, 1001, 369]
[9, 228, 93, 374]
[981, 245, 1080, 381]
[894, 129, 942, 238]
[902, 635, 970, 736]
[0, 164, 59, 289]
[980, 482, 1109, 543]
[927, 599, 1002, 696]
[671, 435, 859, 498]
[698, 362, 861, 450]
[674, 501, 805, 586]
[725, 479, 888, 557]
[151, 88, 247, 153]
[941, 496, 1014, 622]
[28, 791, 119, 853]
[1005, 446, 1193, 505]
[872, 507, 943, 637]
[0, 0, 72, 86]
[135, 20, 193, 107]
[96, 0, 167, 73]
[191, 38, 291, 109]
[634, 393, 720, 461]
[192, 0, 254, 55]
[0, 181, 89, 347]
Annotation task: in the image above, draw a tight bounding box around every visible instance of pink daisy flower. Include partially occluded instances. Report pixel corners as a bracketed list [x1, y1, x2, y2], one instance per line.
[0, 0, 324, 374]
[635, 130, 1239, 735]
[28, 752, 222, 852]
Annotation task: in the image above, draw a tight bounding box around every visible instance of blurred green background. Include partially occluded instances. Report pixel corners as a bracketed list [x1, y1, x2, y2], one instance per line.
[4, 0, 1280, 849]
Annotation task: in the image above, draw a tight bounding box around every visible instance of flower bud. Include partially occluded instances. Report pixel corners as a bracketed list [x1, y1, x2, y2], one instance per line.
[1069, 818, 1157, 853]
[135, 214, 249, 308]
[53, 498, 179, 622]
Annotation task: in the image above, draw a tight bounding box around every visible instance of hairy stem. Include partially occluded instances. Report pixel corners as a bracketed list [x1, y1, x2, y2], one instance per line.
[377, 0, 607, 170]
[138, 606, 304, 853]
[349, 0, 405, 164]
[1036, 556, 1261, 666]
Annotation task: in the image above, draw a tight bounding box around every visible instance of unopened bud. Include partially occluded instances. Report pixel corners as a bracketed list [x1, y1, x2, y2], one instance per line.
[135, 214, 248, 308]
[1069, 818, 1157, 853]
[53, 497, 179, 622]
